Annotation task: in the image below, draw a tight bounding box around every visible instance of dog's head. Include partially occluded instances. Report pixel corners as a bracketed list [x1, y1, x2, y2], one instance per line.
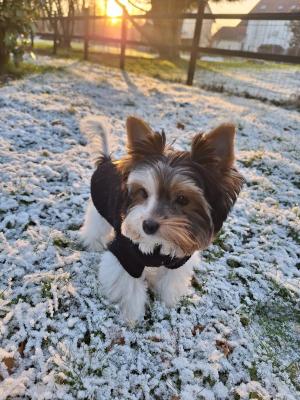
[119, 117, 244, 257]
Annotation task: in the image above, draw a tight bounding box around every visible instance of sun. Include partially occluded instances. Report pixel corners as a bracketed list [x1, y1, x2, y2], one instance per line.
[106, 0, 122, 24]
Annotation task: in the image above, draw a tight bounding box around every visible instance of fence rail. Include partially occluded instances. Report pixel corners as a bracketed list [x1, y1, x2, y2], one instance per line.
[37, 12, 300, 21]
[35, 5, 300, 85]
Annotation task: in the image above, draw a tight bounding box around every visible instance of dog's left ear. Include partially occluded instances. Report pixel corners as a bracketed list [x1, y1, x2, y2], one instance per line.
[126, 116, 165, 158]
[191, 123, 236, 169]
[191, 123, 244, 235]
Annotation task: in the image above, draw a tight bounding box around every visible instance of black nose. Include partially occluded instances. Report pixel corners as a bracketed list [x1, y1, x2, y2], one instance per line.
[143, 219, 159, 235]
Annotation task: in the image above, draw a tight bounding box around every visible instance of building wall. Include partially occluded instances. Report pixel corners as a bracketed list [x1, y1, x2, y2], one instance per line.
[244, 20, 292, 52]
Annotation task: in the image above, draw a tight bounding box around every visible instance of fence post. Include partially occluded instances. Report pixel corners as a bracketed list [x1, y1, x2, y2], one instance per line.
[53, 12, 58, 55]
[84, 7, 89, 61]
[120, 7, 127, 70]
[186, 0, 206, 86]
[30, 29, 34, 50]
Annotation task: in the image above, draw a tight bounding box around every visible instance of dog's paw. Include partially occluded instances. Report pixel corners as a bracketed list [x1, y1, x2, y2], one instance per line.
[160, 284, 191, 308]
[153, 254, 199, 307]
[155, 273, 191, 307]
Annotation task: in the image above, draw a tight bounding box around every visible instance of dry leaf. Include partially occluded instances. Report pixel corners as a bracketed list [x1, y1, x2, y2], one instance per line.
[216, 339, 233, 357]
[106, 336, 125, 352]
[192, 324, 205, 336]
[2, 357, 15, 374]
[176, 122, 185, 130]
[149, 336, 161, 342]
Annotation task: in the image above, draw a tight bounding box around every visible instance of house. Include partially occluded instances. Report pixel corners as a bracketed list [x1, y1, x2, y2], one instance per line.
[243, 0, 300, 54]
[181, 4, 214, 47]
[211, 0, 300, 54]
[211, 22, 247, 50]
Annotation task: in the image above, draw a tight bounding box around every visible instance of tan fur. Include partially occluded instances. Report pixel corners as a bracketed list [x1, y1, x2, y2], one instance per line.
[119, 116, 244, 256]
[158, 217, 200, 255]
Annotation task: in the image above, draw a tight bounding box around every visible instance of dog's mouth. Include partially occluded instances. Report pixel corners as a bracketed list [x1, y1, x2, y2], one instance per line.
[152, 244, 162, 255]
[121, 221, 189, 258]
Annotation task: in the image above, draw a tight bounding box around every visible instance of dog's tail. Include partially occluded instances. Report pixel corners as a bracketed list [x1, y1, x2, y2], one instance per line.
[80, 116, 110, 159]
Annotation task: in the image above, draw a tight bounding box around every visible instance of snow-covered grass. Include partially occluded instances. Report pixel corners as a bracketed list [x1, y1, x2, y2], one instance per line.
[34, 41, 300, 107]
[0, 61, 64, 86]
[194, 62, 300, 107]
[0, 57, 299, 400]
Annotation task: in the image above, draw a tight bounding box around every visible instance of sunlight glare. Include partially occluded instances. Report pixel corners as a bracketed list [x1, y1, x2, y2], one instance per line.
[106, 0, 122, 24]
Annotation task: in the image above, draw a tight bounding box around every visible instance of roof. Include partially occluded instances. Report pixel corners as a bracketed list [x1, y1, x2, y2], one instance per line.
[212, 0, 300, 43]
[212, 22, 247, 43]
[250, 0, 300, 13]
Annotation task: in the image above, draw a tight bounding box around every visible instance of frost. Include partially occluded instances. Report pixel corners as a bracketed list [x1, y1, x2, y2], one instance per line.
[0, 56, 299, 399]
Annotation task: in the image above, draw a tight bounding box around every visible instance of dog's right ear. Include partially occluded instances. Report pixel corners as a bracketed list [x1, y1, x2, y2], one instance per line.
[126, 116, 165, 158]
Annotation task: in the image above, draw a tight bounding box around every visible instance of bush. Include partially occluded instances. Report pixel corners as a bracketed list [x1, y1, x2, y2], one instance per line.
[0, 0, 38, 71]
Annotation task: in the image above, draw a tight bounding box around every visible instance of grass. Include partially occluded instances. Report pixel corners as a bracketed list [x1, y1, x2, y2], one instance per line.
[33, 40, 300, 84]
[237, 280, 300, 391]
[35, 41, 188, 82]
[0, 60, 64, 85]
[255, 300, 300, 381]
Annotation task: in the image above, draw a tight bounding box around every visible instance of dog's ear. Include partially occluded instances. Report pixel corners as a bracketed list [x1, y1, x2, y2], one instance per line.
[191, 123, 244, 235]
[191, 123, 236, 169]
[126, 116, 165, 158]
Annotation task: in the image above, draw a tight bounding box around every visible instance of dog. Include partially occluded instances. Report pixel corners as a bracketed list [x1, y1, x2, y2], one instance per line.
[79, 116, 244, 323]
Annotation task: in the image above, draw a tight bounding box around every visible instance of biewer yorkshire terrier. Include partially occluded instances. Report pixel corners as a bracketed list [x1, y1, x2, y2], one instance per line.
[80, 116, 243, 323]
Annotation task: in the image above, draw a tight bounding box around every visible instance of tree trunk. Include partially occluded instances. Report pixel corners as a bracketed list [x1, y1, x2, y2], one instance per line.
[153, 17, 183, 59]
[0, 29, 10, 71]
[145, 0, 193, 60]
[58, 2, 75, 49]
[58, 34, 72, 49]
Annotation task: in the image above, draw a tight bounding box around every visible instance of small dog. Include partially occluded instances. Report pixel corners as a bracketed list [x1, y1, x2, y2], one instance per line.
[80, 116, 243, 323]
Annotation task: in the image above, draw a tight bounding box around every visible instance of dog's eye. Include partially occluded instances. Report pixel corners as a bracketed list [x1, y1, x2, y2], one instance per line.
[138, 188, 148, 199]
[175, 195, 189, 206]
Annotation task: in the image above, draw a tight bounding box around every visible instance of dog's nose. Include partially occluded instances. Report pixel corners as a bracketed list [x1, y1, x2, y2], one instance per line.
[143, 219, 159, 235]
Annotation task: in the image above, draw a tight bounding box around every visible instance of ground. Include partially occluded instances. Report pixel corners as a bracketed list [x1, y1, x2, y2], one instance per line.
[0, 57, 299, 400]
[33, 41, 300, 108]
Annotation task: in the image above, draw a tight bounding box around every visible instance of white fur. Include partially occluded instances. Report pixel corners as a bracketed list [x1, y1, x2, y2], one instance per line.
[98, 250, 147, 323]
[80, 157, 199, 323]
[122, 167, 185, 257]
[149, 252, 200, 307]
[79, 200, 114, 251]
[81, 199, 197, 321]
[80, 115, 110, 158]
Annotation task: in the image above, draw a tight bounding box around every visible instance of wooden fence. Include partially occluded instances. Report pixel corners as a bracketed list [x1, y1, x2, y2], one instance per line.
[36, 3, 300, 86]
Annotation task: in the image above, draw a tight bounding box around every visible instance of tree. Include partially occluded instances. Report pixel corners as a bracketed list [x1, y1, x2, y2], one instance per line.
[0, 0, 38, 70]
[144, 0, 197, 59]
[39, 0, 86, 48]
[124, 0, 239, 59]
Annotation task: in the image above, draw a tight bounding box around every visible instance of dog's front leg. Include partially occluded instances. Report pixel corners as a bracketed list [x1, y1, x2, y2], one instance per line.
[98, 251, 147, 323]
[152, 253, 199, 307]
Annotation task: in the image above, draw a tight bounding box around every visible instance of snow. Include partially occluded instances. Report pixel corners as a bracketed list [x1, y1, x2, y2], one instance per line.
[194, 63, 300, 106]
[0, 57, 299, 399]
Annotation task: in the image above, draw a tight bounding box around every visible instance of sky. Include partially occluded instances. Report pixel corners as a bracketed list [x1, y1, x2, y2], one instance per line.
[104, 0, 261, 16]
[210, 0, 260, 14]
[209, 0, 260, 31]
[102, 0, 261, 32]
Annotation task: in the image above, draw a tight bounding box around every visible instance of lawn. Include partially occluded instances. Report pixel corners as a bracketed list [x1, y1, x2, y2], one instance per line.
[32, 40, 300, 108]
[0, 57, 299, 399]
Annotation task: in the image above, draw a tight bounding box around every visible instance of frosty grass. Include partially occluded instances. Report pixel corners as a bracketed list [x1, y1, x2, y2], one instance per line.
[0, 58, 299, 400]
